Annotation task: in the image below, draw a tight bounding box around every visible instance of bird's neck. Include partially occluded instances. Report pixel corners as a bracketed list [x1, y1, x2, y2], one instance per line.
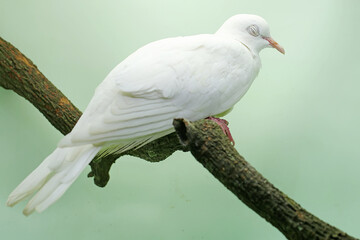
[215, 31, 261, 57]
[239, 41, 261, 59]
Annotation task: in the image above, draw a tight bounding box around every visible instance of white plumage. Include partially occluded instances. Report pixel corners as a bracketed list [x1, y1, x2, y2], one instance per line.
[7, 14, 284, 215]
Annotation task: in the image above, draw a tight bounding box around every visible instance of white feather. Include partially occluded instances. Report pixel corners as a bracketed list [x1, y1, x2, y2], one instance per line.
[8, 14, 283, 215]
[7, 145, 101, 215]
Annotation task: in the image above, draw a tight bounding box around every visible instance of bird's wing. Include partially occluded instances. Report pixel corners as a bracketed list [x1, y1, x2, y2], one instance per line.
[58, 36, 209, 148]
[59, 35, 253, 149]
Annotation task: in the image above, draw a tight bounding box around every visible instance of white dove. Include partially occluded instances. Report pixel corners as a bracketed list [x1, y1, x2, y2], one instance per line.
[7, 14, 284, 215]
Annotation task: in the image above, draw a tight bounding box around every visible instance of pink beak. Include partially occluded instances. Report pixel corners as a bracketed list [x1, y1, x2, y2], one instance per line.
[263, 37, 285, 54]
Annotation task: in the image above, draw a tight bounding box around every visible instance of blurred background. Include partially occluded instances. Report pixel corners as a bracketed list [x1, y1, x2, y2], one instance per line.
[1, 0, 359, 239]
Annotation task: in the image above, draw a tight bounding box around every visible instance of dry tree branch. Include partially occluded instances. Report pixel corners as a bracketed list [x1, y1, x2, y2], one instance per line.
[0, 36, 357, 240]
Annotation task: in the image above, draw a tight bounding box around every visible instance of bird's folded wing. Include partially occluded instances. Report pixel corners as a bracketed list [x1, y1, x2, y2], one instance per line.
[58, 35, 227, 148]
[58, 46, 186, 147]
[59, 85, 180, 148]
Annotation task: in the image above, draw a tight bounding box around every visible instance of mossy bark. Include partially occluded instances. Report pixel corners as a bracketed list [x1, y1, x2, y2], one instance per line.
[0, 36, 358, 240]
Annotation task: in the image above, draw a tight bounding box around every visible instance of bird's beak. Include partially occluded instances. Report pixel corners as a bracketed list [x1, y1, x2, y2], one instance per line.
[263, 37, 285, 54]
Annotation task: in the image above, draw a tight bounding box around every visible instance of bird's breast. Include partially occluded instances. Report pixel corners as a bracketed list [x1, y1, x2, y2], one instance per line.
[176, 42, 260, 120]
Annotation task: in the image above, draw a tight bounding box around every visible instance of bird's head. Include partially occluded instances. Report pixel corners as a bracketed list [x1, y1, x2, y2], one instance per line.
[216, 14, 285, 55]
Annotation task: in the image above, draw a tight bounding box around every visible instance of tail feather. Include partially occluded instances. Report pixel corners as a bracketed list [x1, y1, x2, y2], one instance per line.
[33, 183, 69, 214]
[22, 171, 67, 215]
[7, 144, 101, 216]
[6, 157, 54, 207]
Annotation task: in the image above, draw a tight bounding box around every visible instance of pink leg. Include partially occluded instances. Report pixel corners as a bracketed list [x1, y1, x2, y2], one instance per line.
[206, 116, 235, 145]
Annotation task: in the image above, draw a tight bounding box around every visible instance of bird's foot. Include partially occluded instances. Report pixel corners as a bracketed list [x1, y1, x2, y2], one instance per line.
[206, 116, 235, 145]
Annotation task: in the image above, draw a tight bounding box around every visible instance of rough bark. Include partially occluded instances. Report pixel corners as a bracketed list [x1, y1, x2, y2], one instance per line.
[0, 37, 81, 135]
[174, 119, 358, 240]
[89, 132, 186, 187]
[0, 36, 358, 240]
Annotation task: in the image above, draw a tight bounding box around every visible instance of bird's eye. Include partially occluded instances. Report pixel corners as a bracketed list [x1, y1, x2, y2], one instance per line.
[247, 25, 260, 37]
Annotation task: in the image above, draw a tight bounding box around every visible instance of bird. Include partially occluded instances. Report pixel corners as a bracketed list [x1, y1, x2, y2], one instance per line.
[7, 14, 284, 215]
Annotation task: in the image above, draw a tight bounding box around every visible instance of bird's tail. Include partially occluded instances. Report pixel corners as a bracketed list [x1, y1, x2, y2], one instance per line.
[7, 144, 101, 216]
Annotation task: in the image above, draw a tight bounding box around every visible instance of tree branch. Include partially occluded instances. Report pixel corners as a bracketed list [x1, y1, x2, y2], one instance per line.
[0, 37, 81, 135]
[173, 118, 357, 240]
[0, 36, 357, 240]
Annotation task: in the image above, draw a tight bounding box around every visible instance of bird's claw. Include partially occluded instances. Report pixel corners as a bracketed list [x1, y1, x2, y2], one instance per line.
[206, 117, 235, 145]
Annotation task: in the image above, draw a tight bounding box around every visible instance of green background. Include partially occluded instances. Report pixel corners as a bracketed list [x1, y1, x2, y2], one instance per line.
[1, 0, 359, 239]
